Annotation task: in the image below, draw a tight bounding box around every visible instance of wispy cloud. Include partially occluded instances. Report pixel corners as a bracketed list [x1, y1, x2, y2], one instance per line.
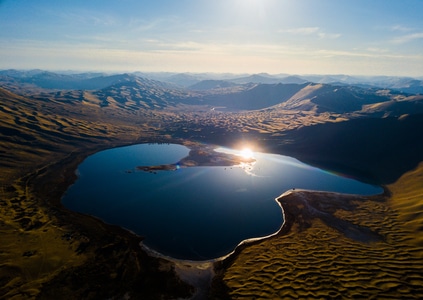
[315, 48, 410, 59]
[391, 32, 423, 44]
[279, 27, 341, 39]
[2, 36, 422, 75]
[366, 47, 389, 53]
[390, 24, 414, 32]
[317, 32, 342, 39]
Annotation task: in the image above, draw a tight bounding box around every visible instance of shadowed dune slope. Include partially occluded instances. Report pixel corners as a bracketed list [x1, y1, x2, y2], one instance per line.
[276, 114, 423, 184]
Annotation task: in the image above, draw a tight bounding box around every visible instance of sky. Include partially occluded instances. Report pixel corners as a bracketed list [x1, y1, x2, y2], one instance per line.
[1, 0, 423, 76]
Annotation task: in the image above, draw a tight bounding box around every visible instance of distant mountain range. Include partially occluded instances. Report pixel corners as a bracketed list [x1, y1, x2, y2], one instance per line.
[2, 69, 423, 94]
[1, 69, 423, 115]
[147, 71, 423, 94]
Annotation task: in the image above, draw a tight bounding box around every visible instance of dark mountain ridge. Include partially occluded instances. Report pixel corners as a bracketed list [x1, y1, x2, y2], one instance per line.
[277, 114, 423, 184]
[309, 85, 390, 113]
[197, 83, 308, 111]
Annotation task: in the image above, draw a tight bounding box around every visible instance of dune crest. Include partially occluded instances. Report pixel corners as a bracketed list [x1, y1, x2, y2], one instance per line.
[213, 187, 423, 299]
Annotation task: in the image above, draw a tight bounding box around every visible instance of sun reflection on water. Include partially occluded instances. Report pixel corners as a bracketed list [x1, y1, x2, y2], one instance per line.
[240, 147, 254, 159]
[215, 146, 258, 176]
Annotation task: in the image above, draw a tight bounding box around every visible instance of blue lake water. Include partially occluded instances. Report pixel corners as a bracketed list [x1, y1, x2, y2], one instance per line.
[62, 143, 382, 261]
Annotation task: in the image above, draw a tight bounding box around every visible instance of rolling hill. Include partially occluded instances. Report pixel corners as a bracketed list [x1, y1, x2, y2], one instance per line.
[1, 70, 423, 299]
[2, 70, 422, 114]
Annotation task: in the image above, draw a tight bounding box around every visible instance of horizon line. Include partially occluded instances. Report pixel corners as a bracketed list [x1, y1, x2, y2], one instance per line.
[1, 68, 422, 79]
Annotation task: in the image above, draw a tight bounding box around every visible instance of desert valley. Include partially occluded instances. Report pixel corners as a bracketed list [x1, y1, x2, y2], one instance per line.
[1, 70, 423, 299]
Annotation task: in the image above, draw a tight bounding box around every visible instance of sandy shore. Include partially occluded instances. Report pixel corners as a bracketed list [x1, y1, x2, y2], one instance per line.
[46, 144, 423, 299]
[210, 165, 423, 299]
[141, 244, 216, 300]
[138, 192, 284, 299]
[2, 141, 423, 299]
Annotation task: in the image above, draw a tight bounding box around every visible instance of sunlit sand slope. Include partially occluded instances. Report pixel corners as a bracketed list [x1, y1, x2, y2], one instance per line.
[216, 184, 423, 299]
[389, 162, 423, 249]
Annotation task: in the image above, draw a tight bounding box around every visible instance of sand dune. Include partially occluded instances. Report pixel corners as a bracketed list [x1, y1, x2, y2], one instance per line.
[213, 168, 423, 299]
[389, 162, 423, 250]
[2, 82, 423, 299]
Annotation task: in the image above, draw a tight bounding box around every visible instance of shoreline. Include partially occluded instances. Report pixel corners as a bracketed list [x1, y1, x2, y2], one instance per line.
[8, 138, 194, 299]
[136, 185, 385, 265]
[139, 187, 389, 297]
[7, 139, 397, 299]
[139, 188, 286, 299]
[211, 180, 423, 299]
[58, 142, 386, 285]
[140, 191, 287, 264]
[138, 189, 287, 298]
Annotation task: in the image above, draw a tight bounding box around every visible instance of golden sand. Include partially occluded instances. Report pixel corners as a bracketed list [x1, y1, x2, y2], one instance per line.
[388, 162, 423, 249]
[215, 167, 423, 299]
[2, 85, 423, 298]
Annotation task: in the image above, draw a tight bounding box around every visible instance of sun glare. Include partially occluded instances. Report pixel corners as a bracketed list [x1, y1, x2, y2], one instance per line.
[240, 148, 254, 159]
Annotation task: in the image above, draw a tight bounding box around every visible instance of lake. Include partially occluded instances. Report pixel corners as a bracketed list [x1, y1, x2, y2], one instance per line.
[62, 143, 382, 261]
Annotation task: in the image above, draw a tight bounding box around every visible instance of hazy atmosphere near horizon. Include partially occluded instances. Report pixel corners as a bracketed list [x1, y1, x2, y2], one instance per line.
[1, 0, 423, 76]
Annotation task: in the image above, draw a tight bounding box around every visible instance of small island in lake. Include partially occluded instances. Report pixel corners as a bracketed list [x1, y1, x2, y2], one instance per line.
[136, 145, 255, 172]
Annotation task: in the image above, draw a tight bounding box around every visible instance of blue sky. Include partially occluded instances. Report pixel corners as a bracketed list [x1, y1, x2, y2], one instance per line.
[1, 0, 422, 76]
